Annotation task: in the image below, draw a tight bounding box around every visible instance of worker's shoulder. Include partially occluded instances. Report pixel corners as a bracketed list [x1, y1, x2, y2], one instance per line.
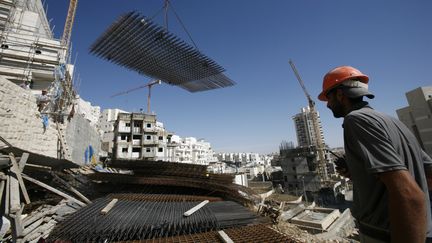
[344, 106, 391, 128]
[346, 105, 377, 120]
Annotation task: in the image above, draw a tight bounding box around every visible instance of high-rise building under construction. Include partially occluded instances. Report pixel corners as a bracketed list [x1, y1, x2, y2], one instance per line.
[292, 106, 325, 148]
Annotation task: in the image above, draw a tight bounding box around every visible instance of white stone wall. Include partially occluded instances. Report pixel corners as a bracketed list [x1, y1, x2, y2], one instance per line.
[75, 96, 100, 127]
[0, 76, 58, 157]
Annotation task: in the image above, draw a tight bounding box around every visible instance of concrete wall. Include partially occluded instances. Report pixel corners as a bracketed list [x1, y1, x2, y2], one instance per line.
[65, 113, 101, 165]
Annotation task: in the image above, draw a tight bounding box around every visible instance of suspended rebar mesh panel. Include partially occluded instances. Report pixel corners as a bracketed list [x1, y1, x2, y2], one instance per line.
[90, 11, 235, 92]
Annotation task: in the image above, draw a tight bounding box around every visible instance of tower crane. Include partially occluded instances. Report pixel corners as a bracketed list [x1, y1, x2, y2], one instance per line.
[288, 59, 328, 184]
[111, 79, 162, 113]
[61, 0, 78, 60]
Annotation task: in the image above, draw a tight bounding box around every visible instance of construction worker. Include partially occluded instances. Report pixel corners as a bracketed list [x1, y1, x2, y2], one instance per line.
[19, 80, 31, 90]
[318, 66, 432, 243]
[36, 89, 50, 112]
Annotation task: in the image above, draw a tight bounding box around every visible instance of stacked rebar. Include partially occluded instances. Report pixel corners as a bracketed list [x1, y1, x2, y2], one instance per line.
[90, 12, 235, 92]
[107, 193, 223, 202]
[88, 172, 256, 205]
[47, 198, 258, 242]
[120, 224, 299, 243]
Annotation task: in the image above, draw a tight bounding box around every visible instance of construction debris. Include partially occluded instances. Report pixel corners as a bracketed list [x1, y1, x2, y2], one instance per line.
[2, 199, 81, 242]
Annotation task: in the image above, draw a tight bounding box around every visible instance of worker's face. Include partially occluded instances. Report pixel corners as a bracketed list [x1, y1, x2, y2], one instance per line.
[326, 88, 345, 118]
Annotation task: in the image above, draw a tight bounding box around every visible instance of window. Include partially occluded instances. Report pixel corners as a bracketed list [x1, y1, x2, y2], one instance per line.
[122, 148, 127, 153]
[146, 123, 151, 128]
[132, 148, 140, 152]
[158, 147, 163, 152]
[158, 136, 163, 140]
[146, 135, 151, 140]
[146, 148, 151, 152]
[120, 135, 127, 140]
[125, 123, 130, 127]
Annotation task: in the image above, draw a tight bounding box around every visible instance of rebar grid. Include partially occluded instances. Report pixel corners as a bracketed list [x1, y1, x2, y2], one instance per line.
[108, 160, 235, 184]
[118, 224, 298, 243]
[109, 160, 207, 173]
[107, 193, 223, 202]
[47, 198, 258, 242]
[88, 173, 256, 204]
[90, 12, 235, 92]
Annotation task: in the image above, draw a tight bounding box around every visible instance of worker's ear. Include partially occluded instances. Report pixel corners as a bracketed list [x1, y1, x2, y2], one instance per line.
[335, 88, 344, 101]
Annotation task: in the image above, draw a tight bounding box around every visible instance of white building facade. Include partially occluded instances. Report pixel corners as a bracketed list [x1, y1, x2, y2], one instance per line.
[292, 106, 325, 148]
[397, 86, 432, 157]
[110, 112, 216, 165]
[215, 152, 266, 165]
[99, 108, 128, 155]
[172, 137, 217, 165]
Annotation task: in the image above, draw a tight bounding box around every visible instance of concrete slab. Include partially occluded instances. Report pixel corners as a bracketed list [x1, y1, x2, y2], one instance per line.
[290, 207, 340, 230]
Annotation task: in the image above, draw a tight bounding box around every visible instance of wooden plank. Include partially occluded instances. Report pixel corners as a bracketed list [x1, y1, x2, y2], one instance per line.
[25, 163, 52, 170]
[9, 171, 20, 212]
[18, 153, 29, 172]
[5, 175, 9, 215]
[10, 204, 25, 239]
[101, 199, 118, 215]
[23, 204, 63, 227]
[51, 173, 91, 204]
[183, 200, 209, 217]
[9, 153, 30, 204]
[22, 174, 86, 207]
[217, 230, 234, 243]
[0, 179, 4, 203]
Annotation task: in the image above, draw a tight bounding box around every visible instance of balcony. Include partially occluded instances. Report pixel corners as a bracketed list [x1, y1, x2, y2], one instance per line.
[132, 127, 141, 133]
[131, 152, 140, 158]
[118, 127, 131, 133]
[143, 140, 158, 145]
[132, 140, 141, 146]
[143, 127, 157, 133]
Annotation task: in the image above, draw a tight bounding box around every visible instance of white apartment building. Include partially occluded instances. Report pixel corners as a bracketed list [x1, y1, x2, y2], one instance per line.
[216, 152, 265, 165]
[292, 106, 325, 148]
[397, 86, 432, 157]
[111, 112, 216, 164]
[99, 108, 128, 155]
[173, 137, 217, 165]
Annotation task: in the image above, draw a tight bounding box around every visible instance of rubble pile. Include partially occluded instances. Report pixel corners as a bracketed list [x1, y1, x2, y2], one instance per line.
[2, 199, 82, 242]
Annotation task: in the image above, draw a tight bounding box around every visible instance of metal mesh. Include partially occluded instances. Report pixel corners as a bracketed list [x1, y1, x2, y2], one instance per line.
[47, 198, 258, 242]
[88, 172, 257, 205]
[120, 224, 298, 243]
[90, 11, 235, 92]
[107, 193, 223, 202]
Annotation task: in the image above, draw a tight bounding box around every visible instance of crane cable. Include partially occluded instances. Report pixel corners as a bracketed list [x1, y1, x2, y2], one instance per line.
[148, 0, 200, 51]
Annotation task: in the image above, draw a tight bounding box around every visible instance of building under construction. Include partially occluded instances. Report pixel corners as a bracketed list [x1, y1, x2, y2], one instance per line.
[0, 1, 359, 242]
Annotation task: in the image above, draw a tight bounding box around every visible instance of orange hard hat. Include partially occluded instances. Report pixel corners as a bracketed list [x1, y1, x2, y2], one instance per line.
[318, 66, 369, 101]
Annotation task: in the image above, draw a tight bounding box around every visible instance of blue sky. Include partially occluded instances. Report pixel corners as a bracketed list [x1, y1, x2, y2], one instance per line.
[45, 0, 431, 154]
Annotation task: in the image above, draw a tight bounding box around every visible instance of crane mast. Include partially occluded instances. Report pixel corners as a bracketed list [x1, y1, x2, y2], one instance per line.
[61, 0, 78, 61]
[289, 60, 327, 184]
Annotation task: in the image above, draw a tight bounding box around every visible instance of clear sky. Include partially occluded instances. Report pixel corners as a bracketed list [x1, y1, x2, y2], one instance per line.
[45, 0, 431, 154]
